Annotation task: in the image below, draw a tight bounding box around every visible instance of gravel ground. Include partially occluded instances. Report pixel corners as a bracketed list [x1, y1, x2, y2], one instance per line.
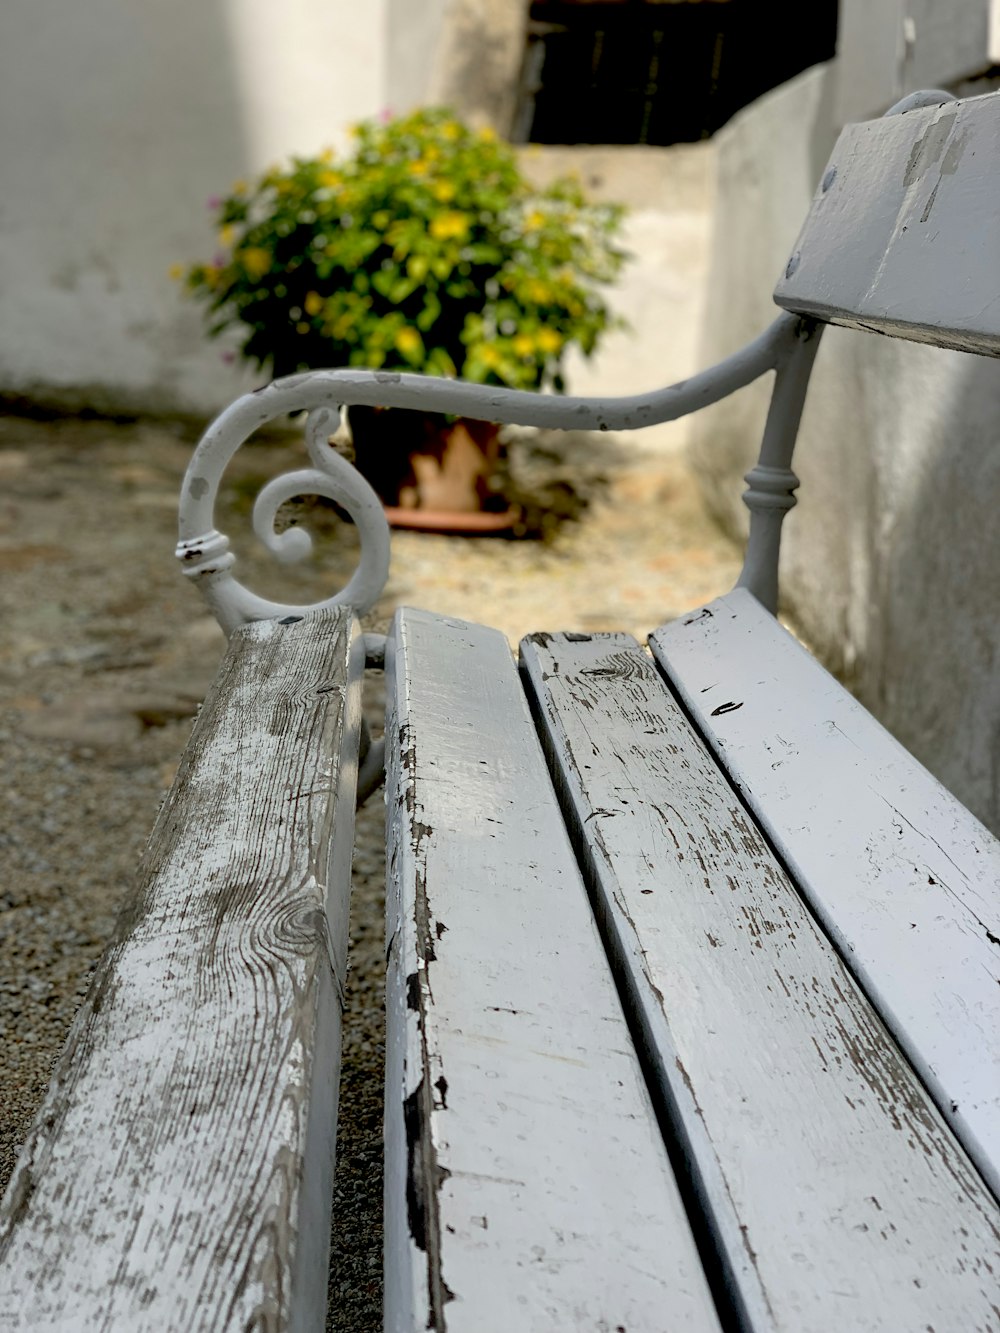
[0, 410, 740, 1329]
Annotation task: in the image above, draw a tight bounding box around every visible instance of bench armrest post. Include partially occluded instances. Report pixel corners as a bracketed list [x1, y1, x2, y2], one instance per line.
[736, 318, 822, 613]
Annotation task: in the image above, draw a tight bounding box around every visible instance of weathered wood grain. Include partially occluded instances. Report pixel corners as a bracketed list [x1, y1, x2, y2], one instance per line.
[0, 608, 364, 1331]
[384, 609, 721, 1333]
[651, 588, 1000, 1201]
[773, 91, 1000, 355]
[522, 630, 1000, 1332]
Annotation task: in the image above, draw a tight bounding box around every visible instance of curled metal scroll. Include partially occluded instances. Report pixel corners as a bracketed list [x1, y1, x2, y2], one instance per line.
[176, 405, 391, 635]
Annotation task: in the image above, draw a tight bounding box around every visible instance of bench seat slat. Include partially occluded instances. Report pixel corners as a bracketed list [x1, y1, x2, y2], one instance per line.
[0, 609, 363, 1330]
[773, 93, 1000, 355]
[650, 587, 1000, 1199]
[521, 630, 1000, 1333]
[385, 609, 721, 1333]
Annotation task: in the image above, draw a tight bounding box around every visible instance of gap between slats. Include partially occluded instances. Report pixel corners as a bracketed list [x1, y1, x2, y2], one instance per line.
[645, 625, 1000, 1210]
[519, 631, 1000, 1332]
[517, 638, 754, 1333]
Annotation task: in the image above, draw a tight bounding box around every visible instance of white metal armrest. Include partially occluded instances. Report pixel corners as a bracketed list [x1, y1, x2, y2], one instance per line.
[176, 313, 817, 633]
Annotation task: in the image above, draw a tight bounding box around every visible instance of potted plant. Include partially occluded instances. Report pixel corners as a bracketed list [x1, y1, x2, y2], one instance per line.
[179, 108, 628, 523]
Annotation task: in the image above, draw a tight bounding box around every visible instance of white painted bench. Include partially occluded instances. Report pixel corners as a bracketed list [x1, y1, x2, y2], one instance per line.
[3, 89, 1000, 1330]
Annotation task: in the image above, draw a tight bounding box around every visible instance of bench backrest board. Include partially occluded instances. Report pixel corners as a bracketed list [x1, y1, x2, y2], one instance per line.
[773, 92, 1000, 355]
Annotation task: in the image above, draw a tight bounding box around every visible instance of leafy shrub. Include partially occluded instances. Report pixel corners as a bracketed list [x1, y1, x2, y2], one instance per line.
[180, 108, 628, 391]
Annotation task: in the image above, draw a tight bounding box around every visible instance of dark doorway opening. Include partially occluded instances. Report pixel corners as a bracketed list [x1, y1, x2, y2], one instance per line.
[513, 0, 839, 145]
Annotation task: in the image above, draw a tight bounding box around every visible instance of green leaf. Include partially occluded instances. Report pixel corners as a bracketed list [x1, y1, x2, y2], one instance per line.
[371, 268, 397, 298]
[415, 292, 441, 332]
[389, 277, 418, 304]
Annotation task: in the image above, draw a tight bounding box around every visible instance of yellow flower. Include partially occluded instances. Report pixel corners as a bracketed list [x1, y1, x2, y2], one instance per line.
[536, 327, 563, 355]
[406, 255, 428, 281]
[513, 333, 534, 358]
[432, 181, 455, 203]
[318, 169, 341, 189]
[524, 210, 546, 232]
[304, 291, 325, 316]
[526, 279, 551, 303]
[230, 178, 248, 196]
[372, 210, 392, 230]
[429, 211, 470, 242]
[478, 126, 497, 142]
[479, 343, 501, 368]
[319, 147, 334, 163]
[394, 326, 422, 357]
[239, 247, 271, 280]
[407, 158, 428, 176]
[168, 263, 185, 281]
[218, 224, 237, 248]
[296, 322, 310, 334]
[440, 121, 461, 141]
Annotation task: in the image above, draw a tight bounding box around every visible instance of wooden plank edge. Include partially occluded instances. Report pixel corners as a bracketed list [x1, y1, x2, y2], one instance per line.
[0, 609, 365, 1331]
[383, 613, 445, 1333]
[297, 613, 366, 1333]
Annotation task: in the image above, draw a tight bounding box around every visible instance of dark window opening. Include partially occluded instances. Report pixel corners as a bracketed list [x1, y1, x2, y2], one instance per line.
[513, 0, 839, 145]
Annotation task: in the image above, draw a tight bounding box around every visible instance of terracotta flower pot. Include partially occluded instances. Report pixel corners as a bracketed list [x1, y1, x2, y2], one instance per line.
[349, 407, 513, 525]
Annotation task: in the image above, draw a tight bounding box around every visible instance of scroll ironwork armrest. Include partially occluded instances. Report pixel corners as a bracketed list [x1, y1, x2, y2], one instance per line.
[176, 312, 819, 633]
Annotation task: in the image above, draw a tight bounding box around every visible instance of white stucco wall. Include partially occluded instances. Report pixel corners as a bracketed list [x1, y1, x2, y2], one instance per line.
[690, 63, 1000, 833]
[386, 0, 451, 118]
[387, 0, 527, 130]
[0, 0, 711, 449]
[519, 144, 715, 454]
[0, 0, 387, 417]
[835, 0, 999, 122]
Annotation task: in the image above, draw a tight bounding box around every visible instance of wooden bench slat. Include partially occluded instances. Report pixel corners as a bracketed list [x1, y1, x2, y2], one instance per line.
[521, 630, 1000, 1333]
[0, 609, 364, 1330]
[385, 609, 721, 1333]
[773, 93, 1000, 355]
[650, 587, 1000, 1200]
